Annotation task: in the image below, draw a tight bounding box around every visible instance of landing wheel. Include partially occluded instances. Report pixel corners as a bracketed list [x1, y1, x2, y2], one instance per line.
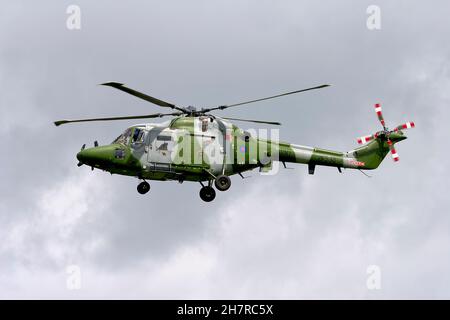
[215, 175, 231, 191]
[137, 181, 150, 194]
[199, 186, 216, 202]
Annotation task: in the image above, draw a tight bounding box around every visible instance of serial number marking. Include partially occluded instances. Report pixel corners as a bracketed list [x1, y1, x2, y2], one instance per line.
[349, 160, 365, 166]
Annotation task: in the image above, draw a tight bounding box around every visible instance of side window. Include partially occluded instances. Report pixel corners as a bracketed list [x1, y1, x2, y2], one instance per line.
[132, 128, 145, 144]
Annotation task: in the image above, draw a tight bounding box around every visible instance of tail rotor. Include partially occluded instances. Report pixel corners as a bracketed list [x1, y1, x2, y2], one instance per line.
[356, 103, 415, 162]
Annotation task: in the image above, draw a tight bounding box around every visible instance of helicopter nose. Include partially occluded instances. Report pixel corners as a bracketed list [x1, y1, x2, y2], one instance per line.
[76, 148, 94, 165]
[76, 145, 113, 167]
[76, 149, 87, 163]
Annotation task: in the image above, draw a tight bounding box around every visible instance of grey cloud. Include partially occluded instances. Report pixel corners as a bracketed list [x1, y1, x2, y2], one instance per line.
[0, 0, 449, 298]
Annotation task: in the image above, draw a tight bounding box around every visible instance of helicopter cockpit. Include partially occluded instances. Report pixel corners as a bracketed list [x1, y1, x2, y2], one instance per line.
[113, 128, 132, 145]
[112, 127, 146, 146]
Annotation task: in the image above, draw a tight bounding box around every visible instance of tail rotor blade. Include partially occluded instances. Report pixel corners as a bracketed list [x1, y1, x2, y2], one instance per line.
[387, 139, 400, 162]
[374, 103, 386, 129]
[393, 121, 415, 132]
[357, 134, 375, 145]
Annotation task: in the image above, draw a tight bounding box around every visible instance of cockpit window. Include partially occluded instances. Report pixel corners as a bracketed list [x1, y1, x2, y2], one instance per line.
[112, 128, 132, 145]
[132, 128, 145, 143]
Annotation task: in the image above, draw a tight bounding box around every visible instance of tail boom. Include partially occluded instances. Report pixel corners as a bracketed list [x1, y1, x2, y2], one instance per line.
[275, 139, 390, 171]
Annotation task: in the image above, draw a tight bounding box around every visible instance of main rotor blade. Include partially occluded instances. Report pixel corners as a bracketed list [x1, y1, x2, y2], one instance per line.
[54, 112, 183, 126]
[101, 82, 187, 113]
[204, 84, 330, 112]
[221, 117, 281, 125]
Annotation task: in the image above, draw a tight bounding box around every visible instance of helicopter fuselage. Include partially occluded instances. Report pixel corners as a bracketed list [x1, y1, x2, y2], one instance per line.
[76, 116, 405, 184]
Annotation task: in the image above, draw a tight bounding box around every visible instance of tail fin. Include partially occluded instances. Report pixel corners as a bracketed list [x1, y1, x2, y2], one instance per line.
[351, 139, 391, 170]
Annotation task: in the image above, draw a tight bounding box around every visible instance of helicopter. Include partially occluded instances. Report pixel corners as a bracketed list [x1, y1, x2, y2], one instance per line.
[54, 82, 415, 202]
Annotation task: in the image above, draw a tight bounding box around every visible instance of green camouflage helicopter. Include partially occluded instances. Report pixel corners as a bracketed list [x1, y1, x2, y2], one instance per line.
[54, 82, 414, 202]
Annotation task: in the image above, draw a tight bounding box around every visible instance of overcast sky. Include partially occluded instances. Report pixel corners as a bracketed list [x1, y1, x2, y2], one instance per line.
[1, 0, 449, 299]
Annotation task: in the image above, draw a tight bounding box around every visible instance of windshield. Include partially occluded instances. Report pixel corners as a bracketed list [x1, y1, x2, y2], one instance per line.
[112, 128, 132, 145]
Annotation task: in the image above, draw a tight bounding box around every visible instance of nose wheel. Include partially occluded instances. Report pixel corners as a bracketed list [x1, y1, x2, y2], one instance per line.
[137, 181, 150, 194]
